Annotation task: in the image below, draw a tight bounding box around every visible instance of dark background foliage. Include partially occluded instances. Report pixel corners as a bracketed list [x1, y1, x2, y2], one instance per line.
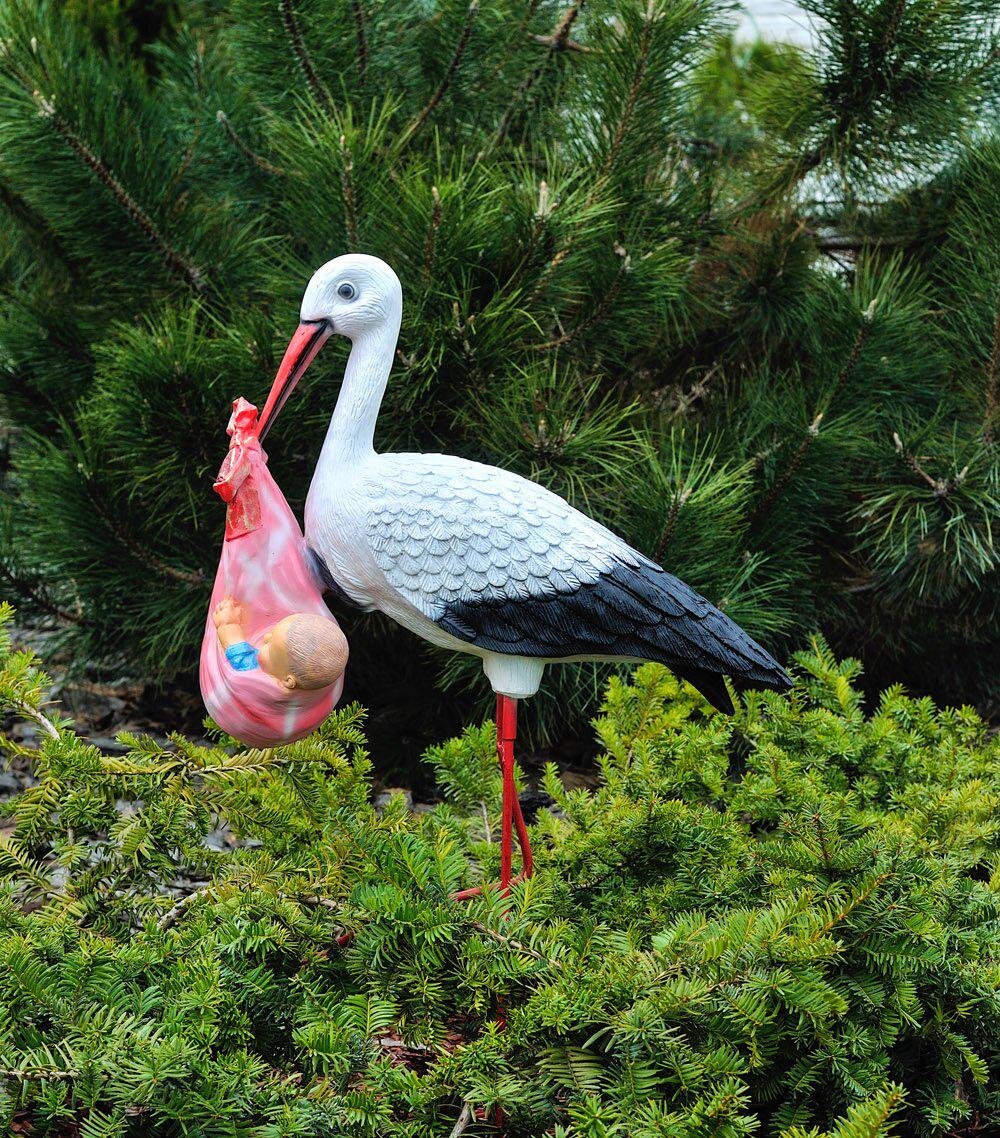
[0, 0, 997, 757]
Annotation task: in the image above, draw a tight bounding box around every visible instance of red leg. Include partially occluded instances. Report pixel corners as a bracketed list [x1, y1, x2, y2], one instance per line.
[496, 694, 533, 890]
[452, 693, 533, 902]
[497, 693, 516, 891]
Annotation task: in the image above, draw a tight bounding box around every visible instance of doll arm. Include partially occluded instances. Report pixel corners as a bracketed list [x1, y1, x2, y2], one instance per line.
[213, 596, 249, 649]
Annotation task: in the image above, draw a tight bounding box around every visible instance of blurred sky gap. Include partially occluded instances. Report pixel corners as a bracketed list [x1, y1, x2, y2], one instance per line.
[737, 0, 813, 45]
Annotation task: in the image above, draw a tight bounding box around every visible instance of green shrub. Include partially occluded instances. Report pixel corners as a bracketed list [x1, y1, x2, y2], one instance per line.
[1, 603, 999, 1136]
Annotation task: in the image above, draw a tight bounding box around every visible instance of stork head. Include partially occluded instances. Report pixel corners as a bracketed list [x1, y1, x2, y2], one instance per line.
[258, 254, 402, 438]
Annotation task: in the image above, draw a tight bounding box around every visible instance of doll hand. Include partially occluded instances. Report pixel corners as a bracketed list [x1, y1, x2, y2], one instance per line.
[213, 596, 246, 629]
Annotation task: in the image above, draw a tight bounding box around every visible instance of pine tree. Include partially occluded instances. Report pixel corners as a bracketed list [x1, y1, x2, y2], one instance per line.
[0, 0, 997, 740]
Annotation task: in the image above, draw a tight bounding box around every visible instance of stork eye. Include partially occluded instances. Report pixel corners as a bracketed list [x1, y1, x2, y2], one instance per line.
[337, 282, 356, 300]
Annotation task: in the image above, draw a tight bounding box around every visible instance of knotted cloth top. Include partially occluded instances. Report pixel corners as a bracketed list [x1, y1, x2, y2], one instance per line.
[213, 397, 264, 541]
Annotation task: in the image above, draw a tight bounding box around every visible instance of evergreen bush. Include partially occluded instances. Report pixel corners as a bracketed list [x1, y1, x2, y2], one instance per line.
[2, 604, 999, 1136]
[0, 1, 997, 737]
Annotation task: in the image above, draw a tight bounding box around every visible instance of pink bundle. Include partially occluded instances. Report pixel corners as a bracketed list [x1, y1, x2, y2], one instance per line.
[199, 398, 344, 747]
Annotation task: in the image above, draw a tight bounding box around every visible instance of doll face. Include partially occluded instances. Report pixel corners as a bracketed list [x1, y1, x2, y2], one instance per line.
[257, 616, 298, 690]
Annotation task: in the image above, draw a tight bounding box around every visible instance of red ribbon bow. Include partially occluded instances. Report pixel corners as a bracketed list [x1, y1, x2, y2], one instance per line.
[213, 397, 265, 541]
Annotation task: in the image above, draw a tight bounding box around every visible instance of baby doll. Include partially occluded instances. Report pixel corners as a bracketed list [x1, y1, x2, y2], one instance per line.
[213, 595, 348, 692]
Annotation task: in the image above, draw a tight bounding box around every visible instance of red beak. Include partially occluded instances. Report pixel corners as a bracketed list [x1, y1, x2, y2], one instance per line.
[258, 319, 332, 439]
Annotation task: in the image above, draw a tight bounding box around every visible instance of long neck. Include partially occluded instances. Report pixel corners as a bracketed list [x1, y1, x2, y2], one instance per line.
[317, 320, 398, 470]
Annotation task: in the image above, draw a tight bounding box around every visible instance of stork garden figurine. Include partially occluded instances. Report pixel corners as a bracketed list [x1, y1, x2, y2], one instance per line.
[257, 254, 792, 893]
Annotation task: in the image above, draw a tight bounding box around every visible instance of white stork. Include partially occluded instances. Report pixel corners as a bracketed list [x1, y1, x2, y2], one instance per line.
[257, 254, 791, 891]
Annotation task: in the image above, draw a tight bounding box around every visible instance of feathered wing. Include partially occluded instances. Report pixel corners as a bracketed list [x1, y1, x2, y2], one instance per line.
[362, 453, 791, 711]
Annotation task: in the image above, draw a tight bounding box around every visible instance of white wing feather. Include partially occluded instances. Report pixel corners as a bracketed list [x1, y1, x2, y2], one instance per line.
[361, 453, 637, 620]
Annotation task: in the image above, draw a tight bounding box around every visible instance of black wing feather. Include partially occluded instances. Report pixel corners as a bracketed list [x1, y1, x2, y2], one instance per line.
[435, 557, 791, 713]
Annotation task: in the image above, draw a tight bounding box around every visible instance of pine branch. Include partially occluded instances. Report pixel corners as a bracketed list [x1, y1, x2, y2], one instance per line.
[664, 365, 720, 423]
[32, 93, 206, 295]
[537, 244, 631, 349]
[485, 1, 582, 152]
[983, 292, 1000, 445]
[750, 301, 876, 526]
[811, 232, 909, 252]
[654, 484, 691, 563]
[0, 562, 88, 627]
[881, 0, 908, 63]
[601, 0, 654, 179]
[398, 2, 479, 147]
[90, 495, 205, 586]
[216, 110, 286, 176]
[471, 0, 544, 97]
[750, 412, 823, 524]
[820, 299, 877, 414]
[278, 0, 333, 111]
[449, 1102, 474, 1137]
[0, 177, 79, 280]
[892, 433, 969, 498]
[340, 134, 358, 249]
[422, 185, 443, 283]
[351, 0, 370, 80]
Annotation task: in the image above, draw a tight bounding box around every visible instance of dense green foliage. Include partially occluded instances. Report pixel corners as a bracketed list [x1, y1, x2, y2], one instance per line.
[0, 0, 998, 736]
[2, 605, 1000, 1136]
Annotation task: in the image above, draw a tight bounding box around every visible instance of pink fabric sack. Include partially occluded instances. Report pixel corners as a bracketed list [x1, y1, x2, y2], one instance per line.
[199, 398, 344, 747]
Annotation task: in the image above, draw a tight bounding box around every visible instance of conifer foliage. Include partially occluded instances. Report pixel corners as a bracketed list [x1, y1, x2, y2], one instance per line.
[0, 0, 998, 726]
[1, 603, 1000, 1135]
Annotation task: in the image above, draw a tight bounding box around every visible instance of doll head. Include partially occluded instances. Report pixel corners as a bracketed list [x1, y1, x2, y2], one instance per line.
[258, 614, 349, 691]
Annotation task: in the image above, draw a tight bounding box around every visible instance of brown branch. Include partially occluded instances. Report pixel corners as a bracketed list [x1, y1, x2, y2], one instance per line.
[422, 185, 443, 283]
[216, 111, 286, 176]
[601, 1, 654, 179]
[820, 299, 876, 414]
[33, 94, 206, 295]
[813, 814, 833, 873]
[654, 484, 691, 564]
[892, 433, 968, 498]
[471, 0, 544, 97]
[91, 496, 205, 586]
[0, 563, 88, 627]
[530, 32, 590, 52]
[751, 298, 877, 523]
[351, 0, 370, 79]
[279, 0, 333, 111]
[485, 2, 582, 156]
[165, 43, 204, 199]
[983, 292, 1000, 445]
[449, 1102, 474, 1138]
[0, 177, 79, 281]
[882, 0, 907, 56]
[665, 364, 720, 424]
[812, 232, 908, 252]
[399, 2, 479, 146]
[537, 244, 630, 349]
[751, 412, 823, 524]
[467, 919, 564, 968]
[340, 134, 358, 249]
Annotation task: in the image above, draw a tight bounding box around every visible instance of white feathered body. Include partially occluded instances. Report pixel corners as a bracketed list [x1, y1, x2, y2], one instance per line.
[305, 451, 645, 696]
